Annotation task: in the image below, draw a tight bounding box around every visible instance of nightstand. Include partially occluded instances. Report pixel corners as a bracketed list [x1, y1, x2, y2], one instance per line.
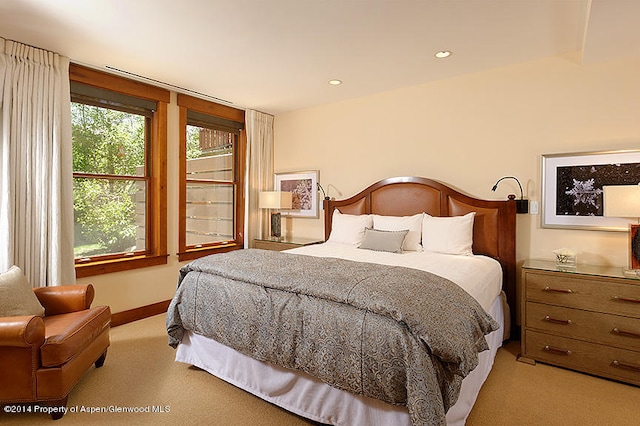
[519, 259, 640, 385]
[253, 237, 323, 252]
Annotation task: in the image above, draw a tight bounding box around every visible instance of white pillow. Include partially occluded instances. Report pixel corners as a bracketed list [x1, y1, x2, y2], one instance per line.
[327, 210, 373, 245]
[422, 212, 475, 255]
[373, 213, 423, 251]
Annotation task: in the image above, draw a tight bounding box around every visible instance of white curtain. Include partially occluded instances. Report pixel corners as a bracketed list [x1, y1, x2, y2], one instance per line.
[0, 38, 75, 287]
[244, 110, 274, 247]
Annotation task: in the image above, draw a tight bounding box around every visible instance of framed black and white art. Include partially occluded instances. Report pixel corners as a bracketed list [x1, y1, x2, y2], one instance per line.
[542, 150, 640, 231]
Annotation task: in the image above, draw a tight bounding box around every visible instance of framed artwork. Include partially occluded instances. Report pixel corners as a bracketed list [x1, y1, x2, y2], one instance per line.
[274, 170, 319, 218]
[542, 150, 640, 231]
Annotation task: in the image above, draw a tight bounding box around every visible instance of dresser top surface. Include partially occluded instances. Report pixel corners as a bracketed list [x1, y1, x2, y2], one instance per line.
[254, 237, 323, 246]
[523, 259, 640, 281]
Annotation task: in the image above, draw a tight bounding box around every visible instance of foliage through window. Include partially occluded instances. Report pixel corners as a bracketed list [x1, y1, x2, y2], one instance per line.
[72, 102, 148, 257]
[70, 64, 169, 277]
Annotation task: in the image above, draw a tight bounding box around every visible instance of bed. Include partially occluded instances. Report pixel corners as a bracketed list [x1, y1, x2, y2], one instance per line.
[167, 176, 516, 426]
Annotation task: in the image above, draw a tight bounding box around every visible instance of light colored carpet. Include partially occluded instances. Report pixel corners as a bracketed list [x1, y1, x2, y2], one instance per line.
[1, 314, 638, 425]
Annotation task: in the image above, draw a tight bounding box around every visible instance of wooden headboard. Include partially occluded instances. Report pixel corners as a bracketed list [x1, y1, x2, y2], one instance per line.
[323, 176, 517, 333]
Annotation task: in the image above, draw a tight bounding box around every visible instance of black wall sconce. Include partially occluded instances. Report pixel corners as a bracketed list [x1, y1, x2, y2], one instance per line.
[317, 183, 330, 201]
[491, 176, 529, 214]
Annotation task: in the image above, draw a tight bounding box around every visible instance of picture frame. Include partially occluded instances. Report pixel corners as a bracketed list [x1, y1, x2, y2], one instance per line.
[274, 170, 319, 218]
[542, 150, 640, 231]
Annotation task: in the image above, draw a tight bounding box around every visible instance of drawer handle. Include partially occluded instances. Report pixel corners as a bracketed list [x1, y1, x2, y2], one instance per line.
[543, 286, 573, 294]
[543, 345, 571, 356]
[544, 315, 572, 325]
[612, 360, 640, 372]
[612, 296, 640, 304]
[612, 328, 640, 339]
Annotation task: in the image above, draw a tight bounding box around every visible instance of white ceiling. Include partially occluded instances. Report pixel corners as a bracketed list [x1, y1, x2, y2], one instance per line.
[1, 0, 638, 114]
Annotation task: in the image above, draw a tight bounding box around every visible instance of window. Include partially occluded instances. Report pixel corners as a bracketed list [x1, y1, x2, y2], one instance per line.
[178, 94, 245, 261]
[70, 64, 169, 277]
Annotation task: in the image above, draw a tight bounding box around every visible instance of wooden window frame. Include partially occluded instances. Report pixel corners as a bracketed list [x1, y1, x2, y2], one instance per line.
[70, 64, 169, 277]
[177, 94, 246, 261]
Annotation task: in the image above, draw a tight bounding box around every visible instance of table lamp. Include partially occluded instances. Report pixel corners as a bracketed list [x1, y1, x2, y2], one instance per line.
[259, 191, 293, 240]
[603, 184, 640, 270]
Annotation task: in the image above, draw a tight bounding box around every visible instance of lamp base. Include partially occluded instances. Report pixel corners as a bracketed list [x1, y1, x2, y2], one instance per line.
[270, 212, 282, 239]
[629, 224, 640, 270]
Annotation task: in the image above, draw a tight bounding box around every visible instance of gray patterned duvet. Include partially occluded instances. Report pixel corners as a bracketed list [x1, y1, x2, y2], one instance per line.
[166, 249, 498, 426]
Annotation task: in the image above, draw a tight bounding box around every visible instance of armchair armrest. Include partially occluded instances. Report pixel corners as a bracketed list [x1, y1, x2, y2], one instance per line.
[0, 315, 45, 347]
[34, 284, 95, 316]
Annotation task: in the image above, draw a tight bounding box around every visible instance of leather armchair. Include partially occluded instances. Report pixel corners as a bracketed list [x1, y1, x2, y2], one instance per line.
[0, 284, 110, 419]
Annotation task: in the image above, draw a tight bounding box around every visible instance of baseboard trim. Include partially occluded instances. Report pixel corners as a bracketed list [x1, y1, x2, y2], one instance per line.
[111, 300, 171, 327]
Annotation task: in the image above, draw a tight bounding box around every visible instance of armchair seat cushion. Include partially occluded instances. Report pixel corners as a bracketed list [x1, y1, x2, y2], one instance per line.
[40, 306, 111, 368]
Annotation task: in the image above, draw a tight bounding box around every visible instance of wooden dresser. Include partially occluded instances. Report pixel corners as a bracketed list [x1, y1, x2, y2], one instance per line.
[520, 259, 640, 386]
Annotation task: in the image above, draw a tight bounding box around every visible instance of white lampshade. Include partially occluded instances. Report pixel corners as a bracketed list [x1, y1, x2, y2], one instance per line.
[603, 184, 640, 218]
[258, 191, 293, 210]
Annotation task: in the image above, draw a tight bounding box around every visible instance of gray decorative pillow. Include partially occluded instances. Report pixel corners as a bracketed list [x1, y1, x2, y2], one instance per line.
[358, 228, 409, 254]
[0, 265, 45, 317]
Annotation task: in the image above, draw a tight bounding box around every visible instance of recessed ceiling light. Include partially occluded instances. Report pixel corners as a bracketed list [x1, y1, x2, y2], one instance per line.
[328, 79, 342, 86]
[434, 50, 452, 59]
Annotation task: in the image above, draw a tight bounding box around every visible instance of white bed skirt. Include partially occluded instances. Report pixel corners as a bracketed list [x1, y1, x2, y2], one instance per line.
[175, 294, 504, 426]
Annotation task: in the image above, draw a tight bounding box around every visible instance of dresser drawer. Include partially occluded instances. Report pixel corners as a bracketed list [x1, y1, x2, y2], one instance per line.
[524, 271, 640, 318]
[526, 302, 640, 352]
[525, 330, 640, 386]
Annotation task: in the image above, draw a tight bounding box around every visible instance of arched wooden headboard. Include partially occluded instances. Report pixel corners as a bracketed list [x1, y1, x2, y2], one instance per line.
[323, 176, 517, 333]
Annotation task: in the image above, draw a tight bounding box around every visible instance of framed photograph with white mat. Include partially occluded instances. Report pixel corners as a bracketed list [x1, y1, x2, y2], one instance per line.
[542, 150, 640, 231]
[274, 170, 319, 218]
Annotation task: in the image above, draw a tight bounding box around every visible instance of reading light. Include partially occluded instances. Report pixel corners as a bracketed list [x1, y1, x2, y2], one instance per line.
[317, 183, 330, 201]
[318, 183, 342, 201]
[491, 176, 529, 214]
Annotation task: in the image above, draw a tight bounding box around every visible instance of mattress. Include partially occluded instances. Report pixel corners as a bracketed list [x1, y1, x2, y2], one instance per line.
[287, 242, 503, 312]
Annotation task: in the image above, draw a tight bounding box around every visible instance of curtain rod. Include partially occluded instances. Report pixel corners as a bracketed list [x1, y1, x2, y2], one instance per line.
[104, 65, 235, 106]
[100, 64, 275, 117]
[71, 60, 244, 110]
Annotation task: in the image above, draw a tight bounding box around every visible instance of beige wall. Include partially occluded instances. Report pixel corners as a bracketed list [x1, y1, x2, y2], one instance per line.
[81, 53, 640, 314]
[274, 53, 640, 268]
